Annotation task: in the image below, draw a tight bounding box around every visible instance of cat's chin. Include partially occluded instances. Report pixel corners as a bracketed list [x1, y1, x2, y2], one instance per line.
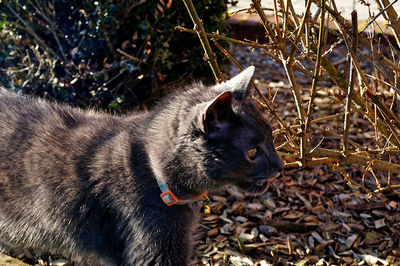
[235, 172, 281, 194]
[234, 179, 267, 194]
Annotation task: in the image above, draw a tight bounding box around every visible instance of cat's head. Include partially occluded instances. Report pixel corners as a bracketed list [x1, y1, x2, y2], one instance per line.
[147, 66, 283, 198]
[198, 66, 283, 193]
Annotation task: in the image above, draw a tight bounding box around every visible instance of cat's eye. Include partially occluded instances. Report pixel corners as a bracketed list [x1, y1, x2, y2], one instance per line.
[247, 148, 258, 160]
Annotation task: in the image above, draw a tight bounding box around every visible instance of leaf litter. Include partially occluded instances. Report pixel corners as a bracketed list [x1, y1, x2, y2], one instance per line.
[192, 168, 400, 265]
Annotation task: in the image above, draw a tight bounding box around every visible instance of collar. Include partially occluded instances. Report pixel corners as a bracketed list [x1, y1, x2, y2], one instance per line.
[155, 177, 208, 207]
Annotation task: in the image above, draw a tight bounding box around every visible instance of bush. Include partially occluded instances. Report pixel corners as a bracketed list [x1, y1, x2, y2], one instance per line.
[0, 0, 233, 111]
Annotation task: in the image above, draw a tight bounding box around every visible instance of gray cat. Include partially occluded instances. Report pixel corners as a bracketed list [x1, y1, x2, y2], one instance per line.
[0, 66, 283, 265]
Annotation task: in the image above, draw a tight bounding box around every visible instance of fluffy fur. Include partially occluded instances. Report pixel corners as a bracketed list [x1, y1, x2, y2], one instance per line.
[0, 66, 282, 265]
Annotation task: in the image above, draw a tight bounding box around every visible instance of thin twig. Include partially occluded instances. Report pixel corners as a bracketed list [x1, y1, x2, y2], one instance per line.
[373, 0, 400, 47]
[228, 7, 274, 16]
[370, 185, 400, 196]
[272, 0, 283, 40]
[334, 18, 400, 147]
[360, 0, 399, 33]
[287, 0, 312, 63]
[305, 0, 326, 131]
[175, 26, 273, 50]
[212, 41, 296, 138]
[343, 11, 358, 156]
[311, 125, 363, 150]
[327, 162, 373, 196]
[281, 0, 289, 38]
[281, 147, 400, 174]
[116, 49, 145, 64]
[30, 0, 67, 61]
[252, 0, 307, 132]
[365, 90, 400, 133]
[177, 25, 316, 79]
[250, 0, 276, 41]
[181, 0, 223, 82]
[4, 1, 61, 60]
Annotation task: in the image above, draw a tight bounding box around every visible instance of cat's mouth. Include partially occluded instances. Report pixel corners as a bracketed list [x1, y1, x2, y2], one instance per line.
[235, 172, 281, 193]
[235, 180, 268, 194]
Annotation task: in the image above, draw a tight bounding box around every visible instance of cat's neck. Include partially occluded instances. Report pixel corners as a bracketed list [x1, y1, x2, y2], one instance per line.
[144, 105, 208, 200]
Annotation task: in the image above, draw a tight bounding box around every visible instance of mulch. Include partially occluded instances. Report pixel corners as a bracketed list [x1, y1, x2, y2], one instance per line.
[192, 168, 400, 265]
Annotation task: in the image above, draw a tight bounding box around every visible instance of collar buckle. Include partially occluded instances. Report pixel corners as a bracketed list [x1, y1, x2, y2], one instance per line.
[160, 190, 179, 206]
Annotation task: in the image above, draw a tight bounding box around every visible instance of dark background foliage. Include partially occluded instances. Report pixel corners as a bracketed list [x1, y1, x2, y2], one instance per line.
[0, 0, 234, 112]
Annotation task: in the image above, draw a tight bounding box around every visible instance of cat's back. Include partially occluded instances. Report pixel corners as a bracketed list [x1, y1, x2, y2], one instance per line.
[0, 88, 149, 141]
[0, 89, 146, 175]
[0, 88, 49, 125]
[0, 88, 118, 131]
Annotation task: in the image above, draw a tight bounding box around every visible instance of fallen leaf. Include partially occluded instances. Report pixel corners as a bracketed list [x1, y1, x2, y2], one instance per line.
[311, 205, 325, 213]
[212, 195, 227, 203]
[246, 203, 264, 211]
[374, 218, 385, 229]
[207, 228, 219, 237]
[203, 215, 219, 222]
[263, 197, 276, 210]
[360, 254, 389, 265]
[365, 231, 378, 244]
[346, 234, 358, 248]
[258, 225, 278, 236]
[236, 216, 248, 223]
[287, 236, 294, 255]
[388, 201, 398, 209]
[311, 232, 325, 244]
[239, 233, 255, 243]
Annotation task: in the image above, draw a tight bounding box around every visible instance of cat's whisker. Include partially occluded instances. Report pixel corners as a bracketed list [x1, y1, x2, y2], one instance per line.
[248, 183, 262, 201]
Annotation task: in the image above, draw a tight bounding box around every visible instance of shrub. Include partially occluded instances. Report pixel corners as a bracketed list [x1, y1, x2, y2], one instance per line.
[0, 0, 233, 111]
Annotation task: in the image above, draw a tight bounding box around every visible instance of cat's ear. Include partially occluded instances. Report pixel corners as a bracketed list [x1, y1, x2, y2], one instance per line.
[201, 91, 234, 139]
[214, 66, 255, 99]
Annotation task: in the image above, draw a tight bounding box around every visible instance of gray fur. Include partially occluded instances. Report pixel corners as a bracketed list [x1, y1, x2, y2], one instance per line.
[0, 66, 282, 265]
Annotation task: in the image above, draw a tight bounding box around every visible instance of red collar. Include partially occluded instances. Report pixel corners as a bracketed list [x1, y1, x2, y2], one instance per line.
[159, 186, 208, 206]
[154, 176, 210, 213]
